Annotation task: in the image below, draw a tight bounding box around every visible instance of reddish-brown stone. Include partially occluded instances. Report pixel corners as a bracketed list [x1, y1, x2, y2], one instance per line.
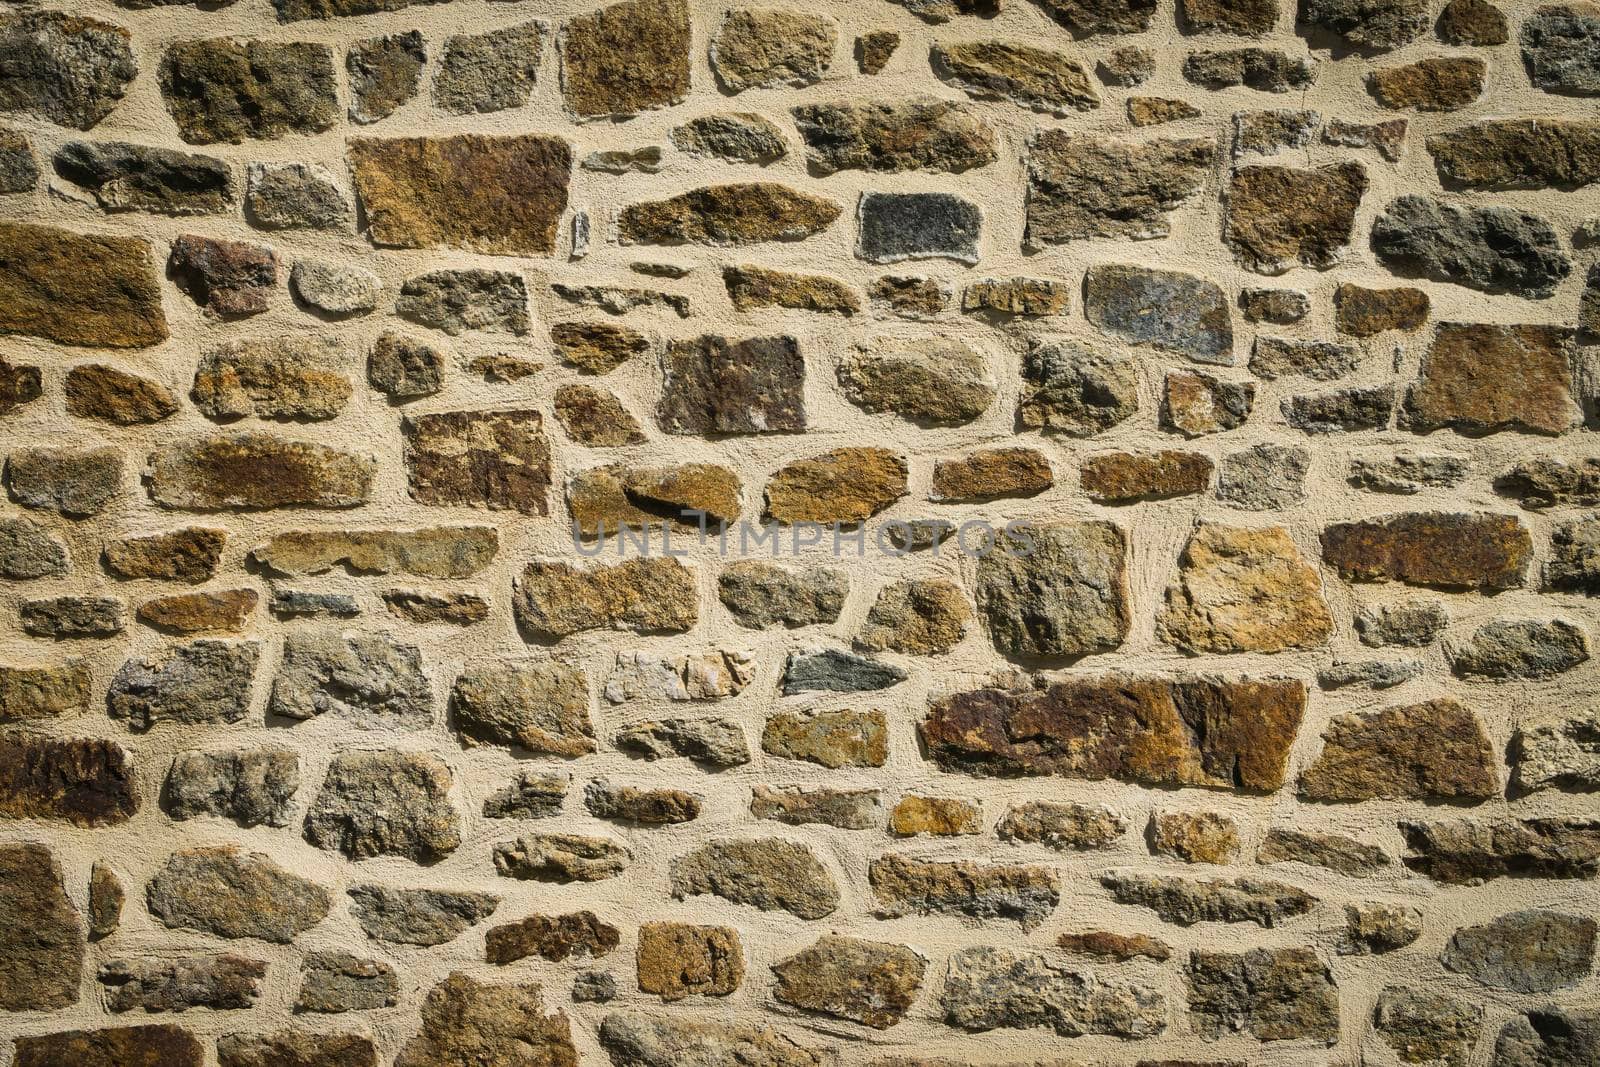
[1321, 512, 1531, 590]
[0, 736, 138, 826]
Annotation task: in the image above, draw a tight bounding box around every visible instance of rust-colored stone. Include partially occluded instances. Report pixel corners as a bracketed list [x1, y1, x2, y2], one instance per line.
[764, 448, 907, 524]
[136, 589, 257, 634]
[403, 409, 550, 514]
[1081, 450, 1211, 504]
[1402, 323, 1578, 435]
[0, 222, 166, 348]
[1321, 512, 1531, 590]
[1300, 699, 1500, 802]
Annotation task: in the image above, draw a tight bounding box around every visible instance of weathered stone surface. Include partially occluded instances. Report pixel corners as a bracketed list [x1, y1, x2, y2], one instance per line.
[1216, 444, 1308, 511]
[621, 183, 840, 246]
[63, 364, 177, 426]
[998, 801, 1125, 849]
[764, 448, 906, 525]
[270, 630, 430, 728]
[637, 922, 742, 1000]
[449, 661, 594, 756]
[1184, 48, 1315, 91]
[384, 590, 487, 626]
[219, 1033, 377, 1067]
[348, 885, 497, 946]
[1500, 458, 1600, 509]
[794, 98, 996, 176]
[1240, 290, 1307, 328]
[563, 0, 689, 119]
[0, 222, 167, 348]
[14, 1026, 204, 1067]
[1375, 986, 1482, 1067]
[494, 833, 632, 882]
[1082, 450, 1211, 504]
[856, 190, 982, 264]
[434, 21, 544, 115]
[0, 356, 41, 415]
[1301, 699, 1499, 802]
[1105, 870, 1314, 926]
[1333, 283, 1429, 338]
[872, 274, 954, 316]
[192, 336, 349, 421]
[783, 648, 905, 694]
[857, 30, 899, 72]
[720, 562, 846, 628]
[1450, 618, 1589, 679]
[1300, 0, 1427, 48]
[1322, 512, 1532, 590]
[403, 409, 549, 514]
[395, 973, 576, 1067]
[1098, 45, 1154, 85]
[942, 946, 1163, 1037]
[243, 161, 347, 232]
[296, 951, 398, 1012]
[1186, 947, 1339, 1043]
[0, 12, 136, 130]
[1318, 659, 1422, 690]
[923, 674, 1306, 791]
[554, 322, 650, 374]
[1349, 452, 1466, 494]
[553, 282, 688, 317]
[165, 747, 298, 827]
[605, 649, 752, 704]
[871, 854, 1058, 928]
[292, 260, 379, 315]
[1149, 811, 1239, 864]
[99, 954, 265, 1013]
[1162, 370, 1253, 437]
[251, 526, 497, 578]
[618, 717, 751, 766]
[585, 148, 665, 174]
[360, 333, 439, 400]
[1369, 57, 1483, 112]
[840, 338, 994, 425]
[397, 269, 529, 335]
[87, 862, 122, 939]
[658, 334, 805, 435]
[0, 843, 82, 1010]
[8, 446, 122, 516]
[304, 750, 458, 862]
[1085, 264, 1232, 363]
[1439, 0, 1508, 45]
[1428, 118, 1600, 190]
[1259, 828, 1389, 874]
[53, 141, 231, 217]
[570, 463, 741, 536]
[1401, 817, 1600, 883]
[1129, 95, 1203, 125]
[514, 557, 696, 639]
[149, 433, 374, 511]
[347, 31, 424, 124]
[599, 1012, 830, 1067]
[975, 521, 1129, 659]
[269, 591, 359, 619]
[1026, 133, 1214, 245]
[1032, 0, 1156, 35]
[930, 448, 1051, 504]
[963, 276, 1069, 316]
[712, 8, 834, 92]
[1494, 1007, 1600, 1066]
[773, 936, 923, 1028]
[551, 386, 643, 448]
[586, 779, 701, 825]
[889, 794, 979, 836]
[1443, 910, 1596, 992]
[0, 517, 68, 580]
[1373, 197, 1569, 298]
[1225, 163, 1365, 274]
[108, 640, 259, 730]
[856, 579, 970, 656]
[0, 128, 34, 193]
[148, 847, 328, 942]
[751, 785, 881, 829]
[1523, 4, 1600, 95]
[159, 39, 337, 144]
[486, 911, 619, 965]
[1513, 711, 1600, 793]
[934, 40, 1098, 113]
[20, 595, 126, 638]
[671, 113, 785, 164]
[672, 839, 838, 918]
[482, 770, 567, 820]
[1407, 324, 1578, 434]
[1249, 337, 1359, 382]
[1181, 0, 1278, 34]
[0, 660, 90, 722]
[723, 268, 855, 318]
[1160, 524, 1332, 654]
[1019, 339, 1139, 435]
[764, 707, 887, 767]
[1232, 108, 1318, 157]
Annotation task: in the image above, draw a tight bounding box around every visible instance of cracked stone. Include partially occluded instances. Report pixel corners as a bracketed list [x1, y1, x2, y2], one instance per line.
[658, 334, 805, 435]
[164, 747, 298, 827]
[99, 955, 265, 1013]
[1401, 817, 1600, 883]
[404, 409, 550, 514]
[303, 750, 458, 862]
[269, 630, 431, 728]
[1184, 47, 1315, 91]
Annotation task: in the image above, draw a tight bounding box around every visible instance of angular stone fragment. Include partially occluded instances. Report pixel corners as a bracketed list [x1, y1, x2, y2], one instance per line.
[857, 580, 969, 655]
[0, 660, 90, 723]
[107, 640, 259, 730]
[782, 648, 905, 694]
[1450, 618, 1589, 679]
[1159, 523, 1332, 655]
[718, 562, 845, 629]
[554, 322, 650, 374]
[1232, 109, 1318, 158]
[0, 12, 136, 130]
[857, 30, 899, 72]
[765, 448, 907, 525]
[618, 717, 750, 767]
[1186, 947, 1338, 1043]
[622, 183, 840, 246]
[14, 1026, 204, 1067]
[1105, 870, 1314, 926]
[99, 955, 265, 1013]
[148, 847, 328, 942]
[102, 528, 220, 583]
[219, 1034, 377, 1067]
[672, 838, 838, 918]
[164, 747, 298, 827]
[87, 863, 122, 939]
[1149, 811, 1239, 864]
[348, 886, 497, 946]
[1323, 116, 1408, 160]
[723, 268, 855, 319]
[1181, 0, 1278, 34]
[0, 517, 68, 580]
[658, 334, 805, 435]
[866, 274, 951, 316]
[270, 630, 430, 729]
[1058, 931, 1170, 961]
[1031, 0, 1156, 35]
[0, 128, 34, 193]
[1318, 659, 1422, 690]
[1367, 57, 1483, 113]
[1375, 987, 1483, 1067]
[1249, 337, 1358, 383]
[1299, 0, 1427, 48]
[494, 833, 632, 883]
[0, 356, 41, 415]
[269, 591, 358, 620]
[149, 433, 372, 512]
[1085, 264, 1232, 364]
[291, 260, 378, 314]
[1217, 444, 1309, 511]
[871, 854, 1058, 928]
[562, 0, 689, 119]
[20, 595, 126, 638]
[670, 113, 784, 164]
[1097, 46, 1153, 85]
[930, 448, 1052, 504]
[8, 446, 122, 516]
[1258, 828, 1389, 875]
[365, 331, 442, 400]
[604, 648, 752, 704]
[251, 526, 496, 578]
[1500, 457, 1600, 509]
[1401, 817, 1600, 883]
[1082, 450, 1211, 504]
[487, 911, 619, 965]
[1356, 600, 1447, 649]
[963, 276, 1069, 316]
[1443, 910, 1596, 992]
[191, 335, 350, 421]
[840, 338, 994, 425]
[890, 795, 979, 836]
[243, 161, 346, 232]
[1301, 698, 1498, 802]
[347, 31, 424, 124]
[1523, 4, 1600, 95]
[433, 21, 544, 115]
[0, 843, 82, 1010]
[1429, 118, 1600, 190]
[599, 1012, 830, 1067]
[482, 770, 567, 820]
[395, 973, 575, 1067]
[997, 801, 1124, 849]
[403, 409, 549, 514]
[53, 141, 232, 217]
[1323, 512, 1531, 590]
[586, 779, 701, 825]
[1336, 903, 1413, 956]
[296, 951, 397, 1013]
[934, 40, 1098, 113]
[303, 751, 459, 862]
[1494, 1007, 1600, 1066]
[925, 674, 1306, 790]
[1184, 48, 1315, 91]
[1225, 163, 1365, 274]
[1019, 339, 1139, 434]
[751, 785, 880, 829]
[794, 98, 996, 176]
[1128, 95, 1203, 125]
[570, 464, 740, 536]
[396, 269, 529, 335]
[552, 386, 644, 448]
[63, 364, 177, 426]
[1373, 197, 1569, 298]
[0, 222, 167, 348]
[1406, 323, 1577, 435]
[711, 8, 834, 92]
[1514, 711, 1600, 794]
[764, 708, 887, 767]
[1026, 133, 1213, 246]
[449, 661, 594, 755]
[942, 946, 1163, 1037]
[773, 936, 923, 1028]
[975, 521, 1129, 659]
[1162, 370, 1253, 437]
[1349, 453, 1466, 495]
[159, 39, 337, 144]
[514, 557, 696, 639]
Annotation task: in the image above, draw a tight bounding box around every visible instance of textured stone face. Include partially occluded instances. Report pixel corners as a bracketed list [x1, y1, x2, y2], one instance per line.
[765, 448, 907, 524]
[1450, 618, 1590, 680]
[147, 847, 329, 942]
[1186, 947, 1340, 1044]
[1369, 56, 1486, 110]
[671, 838, 839, 918]
[251, 526, 497, 578]
[1373, 197, 1569, 298]
[1032, 0, 1157, 35]
[1026, 132, 1214, 245]
[1149, 811, 1240, 864]
[397, 269, 529, 335]
[0, 660, 91, 722]
[1374, 987, 1483, 1067]
[1513, 712, 1600, 793]
[0, 222, 167, 347]
[1184, 47, 1316, 90]
[54, 141, 232, 216]
[1225, 163, 1366, 273]
[1429, 118, 1600, 190]
[1322, 512, 1532, 590]
[1159, 523, 1332, 654]
[942, 946, 1165, 1037]
[348, 886, 498, 946]
[0, 517, 69, 580]
[752, 785, 881, 829]
[395, 973, 576, 1067]
[839, 338, 994, 424]
[493, 832, 632, 882]
[1522, 4, 1600, 94]
[1401, 817, 1600, 883]
[658, 334, 805, 434]
[404, 409, 550, 514]
[514, 557, 697, 639]
[192, 335, 350, 421]
[99, 954, 266, 1013]
[1300, 699, 1499, 802]
[1019, 339, 1139, 434]
[487, 911, 619, 965]
[0, 12, 136, 130]
[0, 843, 83, 1011]
[674, 114, 788, 163]
[772, 936, 923, 1028]
[712, 8, 836, 91]
[997, 801, 1125, 849]
[621, 183, 841, 246]
[793, 98, 996, 174]
[1300, 0, 1428, 49]
[856, 191, 981, 263]
[870, 854, 1059, 928]
[296, 951, 398, 1012]
[1258, 828, 1389, 875]
[599, 1012, 831, 1067]
[147, 433, 375, 510]
[764, 707, 888, 767]
[14, 1027, 205, 1067]
[165, 747, 299, 827]
[270, 630, 430, 727]
[347, 31, 424, 123]
[220, 1033, 377, 1067]
[637, 921, 743, 1000]
[1103, 870, 1314, 926]
[1404, 323, 1577, 435]
[159, 39, 336, 144]
[107, 640, 260, 730]
[450, 661, 594, 755]
[974, 521, 1129, 658]
[304, 750, 460, 861]
[1442, 910, 1597, 992]
[934, 40, 1098, 113]
[1085, 264, 1232, 363]
[1494, 1007, 1600, 1066]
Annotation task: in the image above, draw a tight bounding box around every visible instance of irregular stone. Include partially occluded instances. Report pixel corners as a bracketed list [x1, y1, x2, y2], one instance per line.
[1349, 452, 1466, 494]
[1440, 0, 1508, 44]
[296, 951, 397, 1013]
[1340, 903, 1424, 955]
[1225, 162, 1366, 274]
[1301, 698, 1498, 802]
[380, 590, 486, 625]
[0, 356, 41, 414]
[1084, 264, 1232, 363]
[1283, 384, 1395, 433]
[1373, 196, 1569, 298]
[1240, 291, 1309, 328]
[482, 770, 567, 820]
[1162, 370, 1253, 436]
[252, 526, 495, 578]
[99, 955, 264, 1013]
[604, 649, 752, 703]
[672, 838, 838, 918]
[20, 595, 125, 638]
[586, 780, 701, 825]
[926, 674, 1305, 790]
[657, 334, 805, 434]
[997, 801, 1125, 849]
[159, 39, 337, 144]
[773, 936, 923, 1028]
[101, 528, 219, 583]
[191, 335, 349, 421]
[1149, 811, 1239, 864]
[486, 911, 619, 965]
[164, 747, 298, 827]
[14, 1026, 204, 1067]
[975, 521, 1129, 659]
[303, 751, 458, 862]
[1082, 450, 1211, 504]
[347, 31, 424, 124]
[348, 886, 497, 946]
[1258, 828, 1389, 875]
[361, 332, 442, 399]
[403, 409, 549, 514]
[1514, 711, 1600, 793]
[617, 717, 751, 766]
[1429, 118, 1600, 190]
[1181, 0, 1279, 34]
[963, 276, 1069, 316]
[764, 448, 906, 525]
[1250, 337, 1359, 382]
[87, 863, 122, 939]
[1523, 4, 1600, 95]
[1058, 932, 1171, 963]
[1317, 659, 1423, 689]
[1356, 600, 1447, 648]
[0, 843, 82, 1010]
[719, 562, 846, 629]
[0, 517, 68, 580]
[493, 833, 632, 882]
[434, 21, 544, 115]
[0, 659, 90, 722]
[0, 128, 34, 193]
[107, 641, 259, 730]
[1019, 339, 1140, 433]
[794, 98, 996, 178]
[1368, 57, 1484, 112]
[1494, 1007, 1600, 1066]
[1216, 444, 1309, 511]
[1500, 457, 1600, 509]
[1159, 523, 1331, 654]
[673, 113, 787, 164]
[553, 322, 650, 375]
[552, 282, 688, 318]
[1183, 48, 1315, 91]
[0, 222, 167, 347]
[551, 386, 644, 448]
[711, 8, 834, 92]
[269, 630, 429, 730]
[839, 338, 993, 425]
[599, 1012, 830, 1067]
[148, 847, 328, 942]
[1375, 987, 1483, 1067]
[397, 269, 530, 336]
[764, 707, 887, 768]
[219, 1034, 376, 1067]
[856, 191, 981, 264]
[244, 161, 347, 232]
[562, 0, 690, 119]
[1105, 870, 1313, 926]
[0, 13, 134, 128]
[621, 182, 840, 246]
[269, 591, 358, 618]
[1027, 133, 1213, 246]
[1323, 115, 1407, 160]
[514, 557, 696, 639]
[637, 922, 742, 1000]
[1443, 910, 1595, 992]
[857, 30, 899, 73]
[1299, 0, 1427, 48]
[870, 854, 1058, 928]
[1187, 947, 1338, 1043]
[1450, 618, 1589, 679]
[723, 265, 856, 314]
[1409, 322, 1578, 435]
[1128, 95, 1203, 125]
[890, 795, 979, 836]
[167, 234, 277, 317]
[395, 973, 575, 1067]
[1324, 511, 1530, 590]
[569, 463, 741, 537]
[751, 785, 881, 829]
[291, 260, 379, 315]
[942, 946, 1163, 1037]
[782, 648, 905, 694]
[934, 40, 1098, 113]
[8, 446, 122, 516]
[1401, 817, 1600, 883]
[62, 364, 177, 426]
[1098, 46, 1154, 85]
[53, 141, 231, 217]
[931, 447, 1052, 502]
[1031, 0, 1156, 35]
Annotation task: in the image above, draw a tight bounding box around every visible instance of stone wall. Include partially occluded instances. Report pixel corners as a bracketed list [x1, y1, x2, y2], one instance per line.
[0, 0, 1597, 1063]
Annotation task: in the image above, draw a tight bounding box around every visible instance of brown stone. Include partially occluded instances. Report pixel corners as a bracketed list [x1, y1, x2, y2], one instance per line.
[996, 801, 1125, 849]
[14, 1026, 203, 1067]
[65, 364, 178, 424]
[1334, 283, 1428, 336]
[383, 590, 489, 625]
[585, 779, 702, 824]
[98, 954, 266, 1013]
[1257, 829, 1390, 875]
[1026, 132, 1215, 245]
[792, 98, 997, 175]
[0, 660, 91, 722]
[619, 183, 840, 246]
[486, 911, 619, 965]
[0, 843, 82, 1010]
[1321, 512, 1532, 590]
[933, 40, 1099, 114]
[1104, 870, 1314, 927]
[553, 321, 651, 374]
[0, 222, 166, 347]
[1186, 947, 1339, 1044]
[750, 785, 880, 829]
[857, 579, 970, 655]
[671, 838, 838, 919]
[765, 448, 907, 524]
[1149, 811, 1240, 863]
[1180, 0, 1278, 34]
[167, 234, 277, 317]
[930, 448, 1051, 502]
[103, 528, 223, 583]
[0, 736, 137, 826]
[137, 589, 257, 633]
[711, 8, 835, 92]
[889, 795, 980, 836]
[1370, 57, 1485, 111]
[1225, 163, 1367, 273]
[1402, 323, 1578, 435]
[839, 338, 995, 425]
[513, 557, 696, 639]
[569, 463, 741, 537]
[158, 39, 337, 144]
[1159, 523, 1333, 654]
[250, 527, 496, 578]
[403, 409, 550, 514]
[87, 862, 122, 938]
[868, 275, 951, 318]
[1401, 817, 1600, 883]
[658, 334, 806, 435]
[1128, 96, 1202, 125]
[1300, 699, 1500, 802]
[1058, 931, 1170, 961]
[923, 674, 1306, 792]
[349, 134, 569, 255]
[637, 922, 743, 1000]
[599, 1013, 830, 1067]
[857, 30, 899, 73]
[147, 433, 375, 510]
[0, 356, 41, 414]
[218, 1033, 377, 1067]
[962, 276, 1070, 316]
[724, 265, 859, 314]
[772, 936, 925, 1029]
[191, 335, 351, 421]
[763, 707, 888, 768]
[562, 0, 689, 118]
[1427, 119, 1600, 190]
[554, 385, 647, 447]
[1438, 0, 1508, 44]
[395, 973, 576, 1067]
[975, 521, 1130, 659]
[1081, 450, 1212, 503]
[1162, 370, 1254, 437]
[869, 854, 1059, 929]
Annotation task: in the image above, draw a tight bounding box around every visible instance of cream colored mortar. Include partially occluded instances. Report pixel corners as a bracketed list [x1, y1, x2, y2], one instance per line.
[0, 0, 1597, 1063]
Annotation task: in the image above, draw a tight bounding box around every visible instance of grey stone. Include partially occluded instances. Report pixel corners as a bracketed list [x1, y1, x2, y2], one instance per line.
[1299, 0, 1429, 49]
[1283, 385, 1395, 433]
[1374, 986, 1483, 1067]
[1184, 48, 1315, 91]
[1257, 828, 1390, 875]
[98, 955, 265, 1013]
[291, 260, 380, 315]
[1372, 196, 1570, 299]
[164, 747, 298, 827]
[20, 595, 125, 638]
[482, 770, 568, 819]
[1494, 1007, 1600, 1066]
[1025, 132, 1214, 245]
[347, 32, 425, 124]
[347, 885, 497, 946]
[1097, 46, 1154, 86]
[1450, 619, 1589, 679]
[108, 640, 260, 730]
[583, 147, 664, 173]
[434, 21, 545, 115]
[304, 750, 459, 862]
[0, 843, 82, 1011]
[658, 334, 806, 435]
[1240, 289, 1310, 324]
[0, 128, 34, 192]
[0, 516, 68, 579]
[1317, 659, 1422, 689]
[1249, 336, 1359, 381]
[396, 269, 529, 335]
[1018, 339, 1139, 435]
[159, 39, 338, 145]
[270, 630, 432, 728]
[1350, 453, 1468, 494]
[244, 161, 347, 230]
[718, 562, 847, 628]
[191, 335, 351, 420]
[869, 854, 1059, 928]
[1443, 910, 1596, 992]
[1102, 870, 1315, 927]
[394, 972, 576, 1067]
[1522, 4, 1600, 95]
[1513, 711, 1600, 793]
[671, 838, 838, 919]
[856, 191, 981, 264]
[1357, 600, 1447, 647]
[672, 113, 787, 163]
[1186, 947, 1339, 1043]
[616, 718, 751, 767]
[996, 801, 1126, 850]
[1233, 108, 1319, 157]
[493, 833, 632, 882]
[782, 648, 906, 695]
[750, 785, 881, 829]
[1498, 458, 1600, 509]
[975, 520, 1129, 659]
[1217, 444, 1309, 510]
[792, 98, 997, 175]
[148, 846, 328, 943]
[7, 446, 122, 516]
[599, 1012, 832, 1067]
[573, 971, 616, 1002]
[367, 331, 444, 399]
[941, 946, 1164, 1037]
[1084, 264, 1233, 364]
[269, 590, 358, 618]
[296, 950, 398, 1013]
[0, 11, 137, 130]
[53, 141, 232, 215]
